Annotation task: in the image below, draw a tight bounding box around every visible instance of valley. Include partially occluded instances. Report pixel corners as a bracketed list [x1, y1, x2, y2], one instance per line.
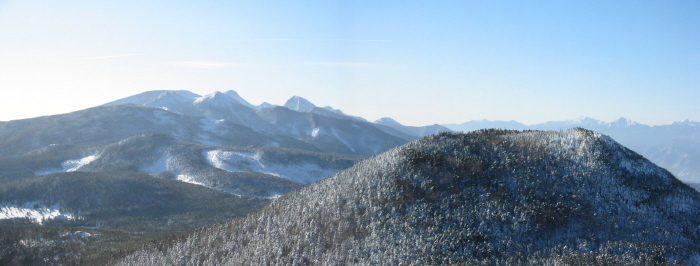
[1, 90, 699, 264]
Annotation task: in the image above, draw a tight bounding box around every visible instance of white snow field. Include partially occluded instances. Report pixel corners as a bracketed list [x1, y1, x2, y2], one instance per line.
[34, 154, 99, 176]
[204, 150, 338, 184]
[0, 202, 78, 224]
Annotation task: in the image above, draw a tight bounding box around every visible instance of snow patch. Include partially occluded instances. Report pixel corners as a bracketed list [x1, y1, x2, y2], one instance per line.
[34, 154, 99, 176]
[330, 128, 356, 153]
[311, 128, 321, 138]
[204, 150, 337, 184]
[200, 118, 226, 132]
[64, 231, 92, 237]
[141, 155, 171, 174]
[0, 202, 78, 224]
[63, 154, 98, 172]
[177, 174, 206, 186]
[34, 168, 64, 176]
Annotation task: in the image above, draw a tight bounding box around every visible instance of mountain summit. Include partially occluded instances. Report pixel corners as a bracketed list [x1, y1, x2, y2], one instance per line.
[223, 90, 257, 109]
[121, 129, 700, 265]
[375, 117, 403, 127]
[284, 96, 316, 112]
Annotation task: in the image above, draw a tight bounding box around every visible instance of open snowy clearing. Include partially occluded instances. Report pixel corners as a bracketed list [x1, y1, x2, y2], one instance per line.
[0, 202, 78, 224]
[204, 150, 337, 184]
[34, 154, 99, 176]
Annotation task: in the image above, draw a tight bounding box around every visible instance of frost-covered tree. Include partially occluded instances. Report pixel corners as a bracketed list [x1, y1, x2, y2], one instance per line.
[119, 128, 700, 265]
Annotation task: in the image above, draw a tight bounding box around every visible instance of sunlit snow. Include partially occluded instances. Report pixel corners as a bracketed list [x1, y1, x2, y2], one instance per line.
[141, 155, 171, 174]
[205, 150, 337, 184]
[62, 154, 98, 172]
[177, 174, 206, 186]
[0, 202, 78, 224]
[34, 154, 99, 175]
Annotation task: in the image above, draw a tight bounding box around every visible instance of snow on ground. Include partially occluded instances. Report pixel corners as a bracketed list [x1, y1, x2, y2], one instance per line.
[34, 154, 99, 176]
[63, 154, 98, 172]
[141, 155, 171, 174]
[0, 202, 78, 224]
[196, 133, 222, 146]
[177, 174, 206, 186]
[330, 128, 356, 153]
[64, 231, 92, 237]
[204, 150, 337, 184]
[200, 118, 226, 132]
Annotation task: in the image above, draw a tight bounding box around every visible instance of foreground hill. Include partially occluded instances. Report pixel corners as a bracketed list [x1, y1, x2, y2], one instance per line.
[445, 117, 700, 184]
[121, 129, 700, 265]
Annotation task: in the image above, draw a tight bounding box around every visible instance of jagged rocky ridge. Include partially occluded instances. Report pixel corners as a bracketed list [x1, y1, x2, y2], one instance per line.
[119, 129, 700, 265]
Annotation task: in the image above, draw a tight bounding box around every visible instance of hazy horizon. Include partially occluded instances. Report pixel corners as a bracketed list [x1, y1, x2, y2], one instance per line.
[1, 1, 698, 126]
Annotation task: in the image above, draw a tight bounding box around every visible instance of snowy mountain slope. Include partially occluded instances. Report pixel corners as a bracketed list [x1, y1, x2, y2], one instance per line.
[203, 147, 357, 184]
[374, 117, 453, 139]
[0, 171, 268, 231]
[283, 96, 317, 112]
[11, 132, 338, 197]
[16, 134, 357, 198]
[223, 90, 257, 109]
[257, 106, 408, 156]
[0, 202, 76, 225]
[0, 105, 319, 160]
[279, 95, 368, 122]
[193, 92, 270, 130]
[102, 90, 201, 107]
[368, 122, 421, 141]
[445, 117, 700, 183]
[97, 90, 405, 157]
[119, 129, 700, 265]
[143, 91, 203, 116]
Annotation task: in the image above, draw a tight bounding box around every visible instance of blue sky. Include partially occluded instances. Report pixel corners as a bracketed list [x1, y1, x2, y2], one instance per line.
[0, 1, 698, 126]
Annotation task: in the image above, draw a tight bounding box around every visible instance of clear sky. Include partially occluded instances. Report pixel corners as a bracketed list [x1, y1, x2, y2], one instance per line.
[1, 1, 698, 126]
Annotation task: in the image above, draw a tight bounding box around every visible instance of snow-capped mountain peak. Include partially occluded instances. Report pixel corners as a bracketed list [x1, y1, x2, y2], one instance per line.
[284, 96, 316, 112]
[672, 119, 698, 126]
[257, 102, 276, 109]
[572, 116, 605, 126]
[322, 106, 345, 115]
[102, 90, 201, 107]
[223, 90, 256, 109]
[194, 91, 238, 106]
[609, 117, 639, 127]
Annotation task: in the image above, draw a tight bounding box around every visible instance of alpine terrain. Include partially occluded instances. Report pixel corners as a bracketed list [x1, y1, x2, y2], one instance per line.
[445, 117, 700, 184]
[0, 90, 442, 264]
[120, 129, 700, 265]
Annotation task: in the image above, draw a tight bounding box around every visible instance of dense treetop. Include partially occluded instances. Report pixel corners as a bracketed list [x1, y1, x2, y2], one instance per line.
[120, 129, 700, 265]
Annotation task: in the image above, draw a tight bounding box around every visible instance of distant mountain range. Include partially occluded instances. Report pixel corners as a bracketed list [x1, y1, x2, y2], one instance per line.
[101, 90, 450, 153]
[0, 90, 451, 231]
[1, 90, 699, 264]
[444, 117, 700, 183]
[119, 129, 700, 264]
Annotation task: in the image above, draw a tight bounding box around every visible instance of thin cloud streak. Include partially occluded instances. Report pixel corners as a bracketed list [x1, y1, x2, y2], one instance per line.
[75, 53, 149, 60]
[303, 62, 389, 67]
[229, 39, 392, 42]
[171, 61, 266, 69]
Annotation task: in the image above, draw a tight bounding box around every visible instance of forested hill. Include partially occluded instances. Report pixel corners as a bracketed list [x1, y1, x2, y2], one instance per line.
[120, 129, 700, 265]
